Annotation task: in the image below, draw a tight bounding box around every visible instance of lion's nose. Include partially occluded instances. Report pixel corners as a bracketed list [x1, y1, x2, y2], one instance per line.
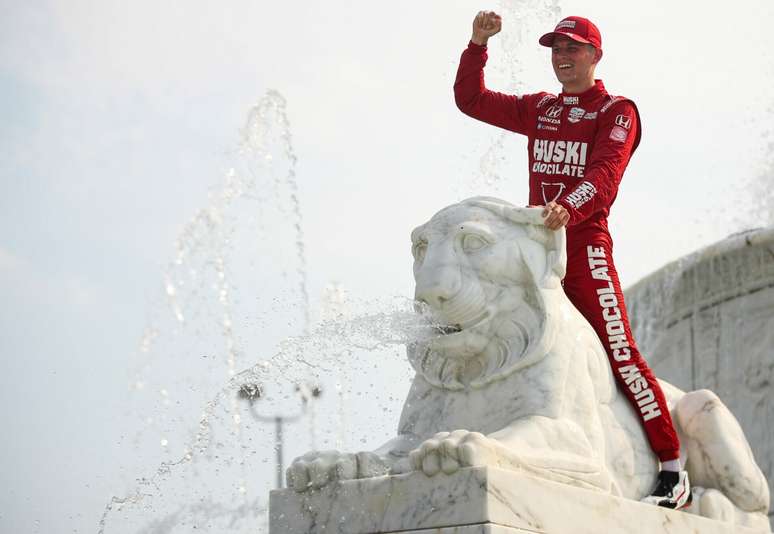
[414, 269, 460, 311]
[414, 239, 462, 313]
[413, 295, 448, 314]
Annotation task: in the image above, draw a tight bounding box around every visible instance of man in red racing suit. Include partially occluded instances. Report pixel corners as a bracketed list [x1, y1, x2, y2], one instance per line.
[454, 12, 691, 509]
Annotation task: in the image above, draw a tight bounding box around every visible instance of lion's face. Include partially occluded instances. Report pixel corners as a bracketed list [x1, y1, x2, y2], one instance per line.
[409, 199, 561, 390]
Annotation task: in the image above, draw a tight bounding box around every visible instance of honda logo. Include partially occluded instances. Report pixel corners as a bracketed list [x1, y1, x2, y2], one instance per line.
[546, 105, 563, 119]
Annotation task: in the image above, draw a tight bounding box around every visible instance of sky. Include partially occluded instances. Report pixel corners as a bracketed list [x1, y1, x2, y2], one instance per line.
[1, 0, 773, 532]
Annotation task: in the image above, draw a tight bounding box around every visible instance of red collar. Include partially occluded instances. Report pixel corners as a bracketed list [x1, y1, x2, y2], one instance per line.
[559, 80, 607, 106]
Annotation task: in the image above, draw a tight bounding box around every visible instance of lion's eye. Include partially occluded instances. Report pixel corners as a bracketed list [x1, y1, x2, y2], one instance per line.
[412, 241, 428, 262]
[462, 234, 489, 253]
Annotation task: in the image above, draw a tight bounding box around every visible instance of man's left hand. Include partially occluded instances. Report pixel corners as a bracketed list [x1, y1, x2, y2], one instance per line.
[541, 201, 570, 230]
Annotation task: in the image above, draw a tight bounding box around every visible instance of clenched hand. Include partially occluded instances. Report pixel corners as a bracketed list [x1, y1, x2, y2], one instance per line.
[471, 11, 502, 46]
[542, 201, 570, 230]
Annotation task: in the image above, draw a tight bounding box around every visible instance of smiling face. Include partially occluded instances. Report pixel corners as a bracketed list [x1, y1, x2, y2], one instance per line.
[551, 35, 602, 93]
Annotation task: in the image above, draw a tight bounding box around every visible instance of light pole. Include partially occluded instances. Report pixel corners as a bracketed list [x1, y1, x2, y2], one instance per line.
[237, 381, 322, 489]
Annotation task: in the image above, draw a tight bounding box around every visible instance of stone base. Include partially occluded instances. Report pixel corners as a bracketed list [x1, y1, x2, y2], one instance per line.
[401, 526, 529, 534]
[625, 226, 774, 532]
[269, 467, 770, 534]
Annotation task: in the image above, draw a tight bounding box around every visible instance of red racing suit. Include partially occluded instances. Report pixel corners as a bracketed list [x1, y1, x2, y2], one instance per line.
[454, 41, 679, 461]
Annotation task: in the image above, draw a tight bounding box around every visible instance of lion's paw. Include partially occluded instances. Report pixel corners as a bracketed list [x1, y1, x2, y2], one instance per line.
[409, 430, 498, 476]
[286, 450, 389, 492]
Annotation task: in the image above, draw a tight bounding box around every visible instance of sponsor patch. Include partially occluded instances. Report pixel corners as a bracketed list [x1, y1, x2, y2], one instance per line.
[615, 114, 632, 129]
[600, 96, 622, 113]
[565, 181, 597, 209]
[532, 139, 588, 177]
[545, 105, 563, 118]
[537, 123, 558, 131]
[583, 111, 598, 120]
[536, 94, 556, 109]
[568, 107, 586, 123]
[533, 139, 588, 165]
[556, 20, 576, 30]
[609, 125, 628, 142]
[563, 96, 579, 105]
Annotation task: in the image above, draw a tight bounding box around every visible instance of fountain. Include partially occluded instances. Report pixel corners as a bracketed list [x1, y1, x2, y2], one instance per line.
[100, 91, 433, 534]
[94, 1, 774, 531]
[270, 199, 771, 534]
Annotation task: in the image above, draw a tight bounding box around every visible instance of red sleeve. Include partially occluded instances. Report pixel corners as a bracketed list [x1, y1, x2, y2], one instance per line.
[453, 41, 543, 135]
[556, 101, 640, 226]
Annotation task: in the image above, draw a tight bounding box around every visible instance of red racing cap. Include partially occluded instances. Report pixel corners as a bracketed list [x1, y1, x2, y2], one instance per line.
[539, 16, 602, 48]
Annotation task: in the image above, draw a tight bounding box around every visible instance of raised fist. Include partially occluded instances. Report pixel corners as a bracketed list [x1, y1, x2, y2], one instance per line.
[471, 11, 502, 46]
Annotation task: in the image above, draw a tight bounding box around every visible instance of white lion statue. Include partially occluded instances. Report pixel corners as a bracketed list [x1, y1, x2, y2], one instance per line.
[287, 197, 770, 530]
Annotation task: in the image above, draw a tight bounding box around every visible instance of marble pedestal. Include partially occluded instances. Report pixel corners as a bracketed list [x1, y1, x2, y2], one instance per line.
[625, 227, 774, 528]
[269, 467, 770, 534]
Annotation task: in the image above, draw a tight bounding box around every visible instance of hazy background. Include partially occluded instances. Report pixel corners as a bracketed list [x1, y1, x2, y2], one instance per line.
[2, 0, 773, 532]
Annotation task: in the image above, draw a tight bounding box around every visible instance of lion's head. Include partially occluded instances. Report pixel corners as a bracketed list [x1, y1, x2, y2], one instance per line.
[408, 197, 567, 390]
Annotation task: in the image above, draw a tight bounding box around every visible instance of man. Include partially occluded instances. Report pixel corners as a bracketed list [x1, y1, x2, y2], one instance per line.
[454, 12, 691, 509]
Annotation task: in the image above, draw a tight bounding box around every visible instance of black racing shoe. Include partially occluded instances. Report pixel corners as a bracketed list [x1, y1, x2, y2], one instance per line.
[641, 470, 692, 509]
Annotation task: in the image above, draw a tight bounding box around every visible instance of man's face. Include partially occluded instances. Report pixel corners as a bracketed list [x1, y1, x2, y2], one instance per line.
[551, 35, 599, 88]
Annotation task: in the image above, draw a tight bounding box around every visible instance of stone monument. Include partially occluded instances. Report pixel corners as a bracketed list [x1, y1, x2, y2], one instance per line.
[625, 226, 774, 529]
[270, 198, 771, 533]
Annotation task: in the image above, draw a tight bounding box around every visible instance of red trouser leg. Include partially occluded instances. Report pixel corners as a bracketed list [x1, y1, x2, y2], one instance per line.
[563, 239, 680, 462]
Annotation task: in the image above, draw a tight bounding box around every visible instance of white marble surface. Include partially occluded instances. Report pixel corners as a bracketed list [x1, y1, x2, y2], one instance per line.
[400, 526, 532, 534]
[270, 467, 771, 533]
[625, 227, 774, 529]
[283, 199, 770, 530]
